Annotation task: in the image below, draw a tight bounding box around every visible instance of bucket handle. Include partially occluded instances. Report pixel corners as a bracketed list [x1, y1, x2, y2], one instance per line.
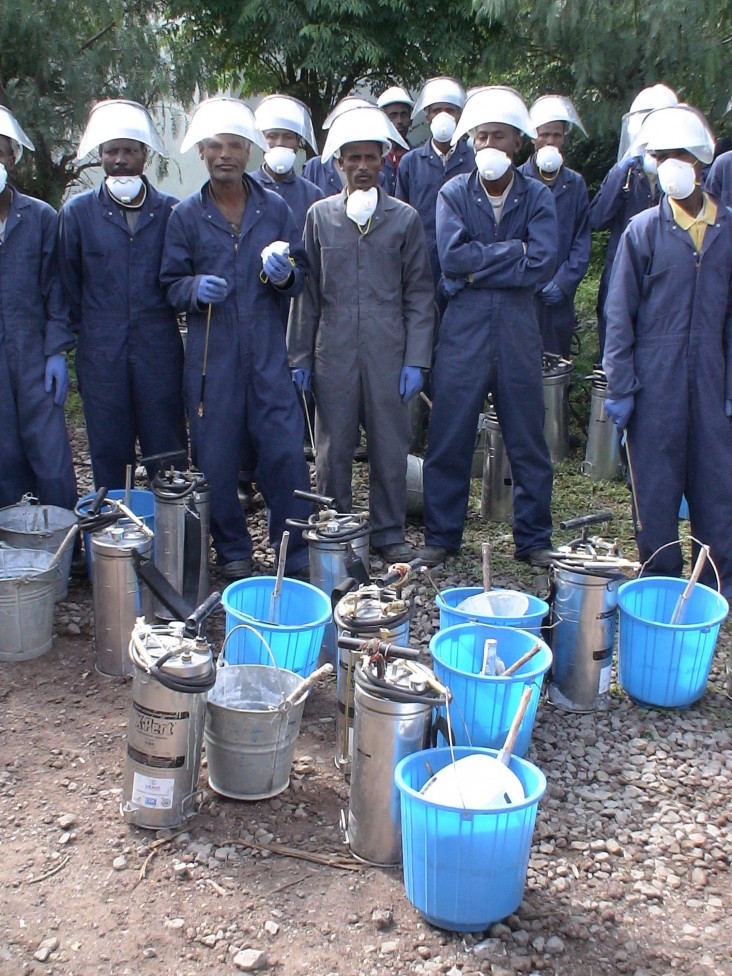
[218, 623, 287, 705]
[640, 537, 721, 593]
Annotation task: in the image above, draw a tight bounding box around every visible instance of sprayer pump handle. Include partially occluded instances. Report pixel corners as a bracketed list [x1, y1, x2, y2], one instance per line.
[184, 591, 222, 637]
[293, 489, 337, 508]
[87, 487, 108, 517]
[559, 511, 613, 531]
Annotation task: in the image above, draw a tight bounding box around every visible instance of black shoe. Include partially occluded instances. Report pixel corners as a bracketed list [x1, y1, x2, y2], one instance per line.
[416, 545, 450, 567]
[238, 481, 255, 510]
[285, 565, 311, 582]
[218, 557, 253, 580]
[515, 548, 554, 569]
[375, 542, 416, 563]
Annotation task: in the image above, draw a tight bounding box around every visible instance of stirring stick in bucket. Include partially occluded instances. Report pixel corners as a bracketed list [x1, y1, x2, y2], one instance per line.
[124, 464, 132, 510]
[482, 540, 491, 592]
[670, 545, 709, 625]
[269, 530, 289, 624]
[502, 642, 542, 677]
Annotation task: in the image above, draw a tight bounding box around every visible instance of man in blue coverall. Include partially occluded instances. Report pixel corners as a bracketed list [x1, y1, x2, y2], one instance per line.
[396, 77, 474, 291]
[0, 107, 77, 512]
[418, 87, 557, 568]
[160, 97, 311, 580]
[58, 100, 187, 489]
[520, 95, 590, 358]
[377, 86, 414, 195]
[589, 84, 678, 354]
[603, 104, 732, 598]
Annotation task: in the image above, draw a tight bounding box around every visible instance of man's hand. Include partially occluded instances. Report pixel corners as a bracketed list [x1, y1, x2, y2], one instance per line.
[44, 354, 68, 406]
[399, 366, 423, 404]
[197, 276, 228, 304]
[605, 395, 635, 430]
[263, 252, 293, 285]
[540, 281, 564, 305]
[291, 368, 312, 394]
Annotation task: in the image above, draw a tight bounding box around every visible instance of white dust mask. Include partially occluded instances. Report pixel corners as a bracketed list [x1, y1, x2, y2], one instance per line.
[475, 147, 512, 182]
[264, 146, 296, 175]
[346, 188, 378, 226]
[106, 175, 144, 204]
[0, 162, 7, 194]
[657, 158, 696, 200]
[642, 153, 658, 176]
[430, 112, 457, 143]
[536, 145, 563, 175]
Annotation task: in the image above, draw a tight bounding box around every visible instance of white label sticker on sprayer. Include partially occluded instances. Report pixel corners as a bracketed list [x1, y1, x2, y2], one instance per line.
[598, 664, 612, 695]
[132, 772, 175, 810]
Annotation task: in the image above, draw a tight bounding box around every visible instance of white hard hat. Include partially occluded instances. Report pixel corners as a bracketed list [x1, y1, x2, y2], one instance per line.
[254, 94, 317, 152]
[529, 95, 588, 137]
[377, 86, 414, 110]
[637, 104, 716, 165]
[76, 100, 167, 161]
[321, 105, 408, 163]
[0, 105, 34, 163]
[452, 86, 536, 145]
[180, 96, 267, 153]
[412, 77, 466, 119]
[629, 84, 678, 115]
[322, 96, 374, 130]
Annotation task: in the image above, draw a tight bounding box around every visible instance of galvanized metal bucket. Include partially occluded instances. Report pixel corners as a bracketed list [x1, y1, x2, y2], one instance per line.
[205, 626, 309, 800]
[0, 549, 60, 661]
[0, 499, 77, 601]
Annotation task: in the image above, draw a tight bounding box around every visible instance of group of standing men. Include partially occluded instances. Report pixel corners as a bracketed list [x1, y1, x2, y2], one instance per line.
[2, 77, 731, 597]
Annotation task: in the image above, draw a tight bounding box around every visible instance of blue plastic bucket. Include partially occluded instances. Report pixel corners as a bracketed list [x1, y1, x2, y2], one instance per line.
[395, 746, 546, 931]
[77, 489, 156, 577]
[222, 577, 331, 677]
[617, 576, 728, 708]
[429, 623, 551, 756]
[436, 587, 549, 636]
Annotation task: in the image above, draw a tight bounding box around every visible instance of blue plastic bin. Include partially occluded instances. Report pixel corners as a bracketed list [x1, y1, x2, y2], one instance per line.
[77, 489, 156, 577]
[395, 746, 546, 932]
[430, 623, 551, 755]
[617, 576, 728, 708]
[436, 586, 549, 637]
[222, 576, 331, 677]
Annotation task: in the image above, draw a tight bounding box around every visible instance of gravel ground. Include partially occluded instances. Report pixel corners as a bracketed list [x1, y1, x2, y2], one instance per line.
[0, 425, 730, 976]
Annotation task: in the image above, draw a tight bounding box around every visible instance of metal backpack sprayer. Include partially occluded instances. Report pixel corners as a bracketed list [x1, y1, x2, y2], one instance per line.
[286, 489, 370, 665]
[332, 559, 418, 771]
[547, 512, 639, 711]
[344, 639, 450, 866]
[121, 592, 220, 829]
[581, 367, 624, 482]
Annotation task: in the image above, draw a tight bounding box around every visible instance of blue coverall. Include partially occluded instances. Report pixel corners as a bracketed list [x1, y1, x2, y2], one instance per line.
[58, 179, 187, 489]
[519, 156, 591, 358]
[603, 197, 732, 598]
[159, 176, 311, 571]
[0, 189, 77, 509]
[249, 167, 324, 236]
[706, 151, 731, 207]
[422, 168, 557, 556]
[589, 159, 658, 353]
[396, 140, 475, 288]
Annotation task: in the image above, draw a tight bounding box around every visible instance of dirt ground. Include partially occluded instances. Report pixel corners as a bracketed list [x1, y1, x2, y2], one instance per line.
[1, 558, 730, 976]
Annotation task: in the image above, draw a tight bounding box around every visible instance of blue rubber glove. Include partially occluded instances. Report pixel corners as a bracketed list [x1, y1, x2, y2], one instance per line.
[44, 354, 68, 406]
[540, 281, 564, 305]
[263, 252, 293, 285]
[725, 399, 732, 423]
[399, 366, 423, 404]
[605, 395, 635, 430]
[197, 275, 228, 304]
[291, 368, 312, 394]
[618, 154, 640, 174]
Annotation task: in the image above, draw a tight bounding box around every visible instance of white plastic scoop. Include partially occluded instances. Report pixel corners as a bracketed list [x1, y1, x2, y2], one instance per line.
[420, 686, 533, 810]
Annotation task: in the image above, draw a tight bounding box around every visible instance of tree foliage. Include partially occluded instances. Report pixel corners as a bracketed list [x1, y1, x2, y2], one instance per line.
[0, 0, 203, 206]
[165, 0, 497, 143]
[475, 0, 731, 138]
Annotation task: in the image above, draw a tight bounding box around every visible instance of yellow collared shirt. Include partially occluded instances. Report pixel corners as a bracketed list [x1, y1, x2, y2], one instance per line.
[668, 192, 717, 251]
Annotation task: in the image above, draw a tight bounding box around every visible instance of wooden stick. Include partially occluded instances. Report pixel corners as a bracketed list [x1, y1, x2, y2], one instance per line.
[28, 854, 71, 884]
[481, 541, 491, 591]
[502, 642, 542, 677]
[670, 546, 709, 625]
[497, 686, 533, 767]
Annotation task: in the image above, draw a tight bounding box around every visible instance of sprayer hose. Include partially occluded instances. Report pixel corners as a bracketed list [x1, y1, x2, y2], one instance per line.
[354, 665, 447, 706]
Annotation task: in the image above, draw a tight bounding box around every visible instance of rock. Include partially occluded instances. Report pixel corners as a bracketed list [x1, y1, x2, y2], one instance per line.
[264, 921, 279, 936]
[380, 940, 399, 954]
[34, 937, 59, 962]
[546, 936, 565, 955]
[164, 917, 185, 930]
[372, 908, 393, 931]
[57, 813, 76, 829]
[233, 948, 269, 971]
[112, 855, 127, 871]
[143, 947, 157, 958]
